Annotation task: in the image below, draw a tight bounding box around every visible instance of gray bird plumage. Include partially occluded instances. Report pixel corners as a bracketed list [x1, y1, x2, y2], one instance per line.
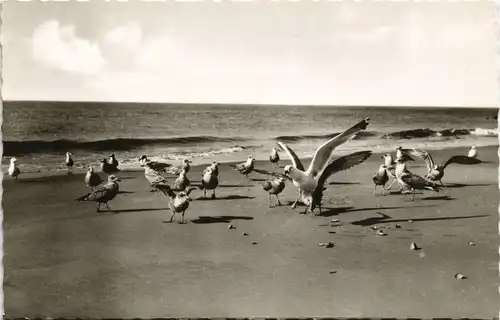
[372, 164, 389, 196]
[76, 175, 121, 212]
[173, 169, 191, 191]
[139, 155, 172, 172]
[142, 162, 168, 191]
[155, 184, 198, 223]
[165, 159, 192, 175]
[100, 158, 120, 175]
[230, 156, 255, 181]
[85, 165, 103, 191]
[394, 157, 442, 201]
[201, 167, 219, 199]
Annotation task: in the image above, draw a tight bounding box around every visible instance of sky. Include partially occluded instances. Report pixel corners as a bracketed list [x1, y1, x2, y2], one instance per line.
[1, 1, 498, 107]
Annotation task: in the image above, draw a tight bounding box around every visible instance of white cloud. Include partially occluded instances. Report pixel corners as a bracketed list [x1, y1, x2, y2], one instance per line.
[31, 20, 105, 75]
[104, 22, 142, 51]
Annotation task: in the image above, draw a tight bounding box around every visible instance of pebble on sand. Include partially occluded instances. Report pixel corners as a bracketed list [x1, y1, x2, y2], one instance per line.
[410, 242, 419, 250]
[395, 224, 402, 228]
[376, 230, 387, 236]
[228, 224, 235, 229]
[251, 241, 258, 245]
[329, 270, 337, 274]
[243, 232, 249, 236]
[318, 242, 335, 248]
[455, 273, 467, 280]
[468, 241, 475, 246]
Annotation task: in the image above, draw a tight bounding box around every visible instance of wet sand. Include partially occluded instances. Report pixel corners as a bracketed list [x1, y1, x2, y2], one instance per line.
[3, 145, 499, 318]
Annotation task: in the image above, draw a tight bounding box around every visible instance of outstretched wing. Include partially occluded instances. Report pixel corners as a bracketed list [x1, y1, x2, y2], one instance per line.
[154, 183, 177, 198]
[276, 142, 305, 171]
[400, 172, 435, 188]
[442, 155, 482, 169]
[306, 117, 370, 178]
[406, 148, 434, 172]
[149, 161, 172, 171]
[186, 186, 199, 196]
[316, 150, 372, 190]
[253, 168, 291, 181]
[146, 169, 168, 184]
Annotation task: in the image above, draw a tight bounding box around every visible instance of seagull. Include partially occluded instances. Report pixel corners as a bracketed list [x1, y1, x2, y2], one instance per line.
[109, 153, 119, 169]
[372, 164, 389, 196]
[205, 161, 219, 177]
[65, 152, 74, 175]
[138, 155, 172, 172]
[262, 176, 286, 208]
[407, 148, 482, 188]
[141, 162, 168, 192]
[85, 165, 103, 191]
[468, 145, 478, 159]
[269, 148, 280, 168]
[310, 150, 373, 213]
[155, 184, 198, 224]
[75, 175, 121, 213]
[173, 169, 190, 191]
[278, 117, 370, 214]
[201, 166, 219, 199]
[230, 155, 255, 181]
[166, 159, 192, 175]
[394, 157, 442, 201]
[381, 153, 413, 193]
[100, 158, 120, 175]
[8, 157, 20, 180]
[396, 146, 414, 162]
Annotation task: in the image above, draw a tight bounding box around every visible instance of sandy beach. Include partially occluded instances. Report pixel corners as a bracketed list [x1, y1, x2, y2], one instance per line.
[3, 145, 499, 318]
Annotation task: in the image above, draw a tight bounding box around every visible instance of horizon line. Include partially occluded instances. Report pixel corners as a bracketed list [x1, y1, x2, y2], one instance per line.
[2, 99, 498, 109]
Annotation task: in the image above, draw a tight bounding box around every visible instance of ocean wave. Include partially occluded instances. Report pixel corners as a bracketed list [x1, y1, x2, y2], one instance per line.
[275, 131, 377, 143]
[3, 136, 248, 156]
[381, 128, 498, 140]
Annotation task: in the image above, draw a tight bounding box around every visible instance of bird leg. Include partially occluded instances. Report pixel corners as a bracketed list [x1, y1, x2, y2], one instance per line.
[373, 185, 378, 196]
[180, 211, 186, 224]
[203, 189, 207, 198]
[165, 211, 176, 223]
[268, 194, 272, 208]
[386, 179, 397, 190]
[105, 203, 112, 212]
[410, 189, 416, 202]
[96, 203, 101, 213]
[276, 195, 282, 206]
[211, 190, 216, 199]
[291, 191, 301, 209]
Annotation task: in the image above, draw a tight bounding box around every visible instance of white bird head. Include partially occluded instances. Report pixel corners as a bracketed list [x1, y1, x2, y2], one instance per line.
[302, 194, 313, 206]
[379, 164, 388, 170]
[183, 159, 192, 164]
[108, 175, 121, 182]
[66, 152, 72, 156]
[109, 153, 116, 159]
[212, 161, 219, 166]
[284, 165, 293, 175]
[139, 155, 148, 161]
[178, 191, 192, 202]
[101, 158, 108, 164]
[10, 157, 17, 164]
[471, 145, 476, 149]
[277, 176, 286, 183]
[88, 165, 94, 172]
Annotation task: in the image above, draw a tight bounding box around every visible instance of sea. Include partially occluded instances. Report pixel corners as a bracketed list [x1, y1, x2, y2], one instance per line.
[2, 101, 499, 174]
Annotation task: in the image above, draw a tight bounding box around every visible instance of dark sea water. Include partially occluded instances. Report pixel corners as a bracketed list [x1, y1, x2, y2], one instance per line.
[2, 101, 498, 173]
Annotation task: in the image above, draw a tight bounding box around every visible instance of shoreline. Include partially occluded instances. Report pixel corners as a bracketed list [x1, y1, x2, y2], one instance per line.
[6, 142, 499, 182]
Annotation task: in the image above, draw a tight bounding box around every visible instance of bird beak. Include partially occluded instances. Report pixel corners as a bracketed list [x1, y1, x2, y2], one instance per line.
[187, 196, 193, 202]
[116, 178, 122, 182]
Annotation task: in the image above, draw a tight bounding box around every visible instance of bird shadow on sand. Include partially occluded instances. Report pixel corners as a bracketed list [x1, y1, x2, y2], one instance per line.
[251, 178, 268, 182]
[444, 183, 495, 189]
[196, 195, 256, 201]
[316, 205, 436, 217]
[110, 207, 169, 214]
[218, 184, 254, 188]
[114, 176, 135, 180]
[351, 214, 489, 227]
[421, 195, 455, 201]
[328, 181, 360, 185]
[118, 191, 134, 195]
[191, 215, 255, 224]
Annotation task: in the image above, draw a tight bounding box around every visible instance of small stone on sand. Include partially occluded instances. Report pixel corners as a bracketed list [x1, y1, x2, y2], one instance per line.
[468, 241, 475, 246]
[455, 273, 467, 280]
[395, 224, 402, 228]
[410, 242, 419, 250]
[251, 241, 258, 245]
[370, 225, 378, 230]
[408, 220, 413, 223]
[376, 230, 387, 236]
[329, 270, 337, 274]
[228, 225, 235, 229]
[243, 232, 249, 236]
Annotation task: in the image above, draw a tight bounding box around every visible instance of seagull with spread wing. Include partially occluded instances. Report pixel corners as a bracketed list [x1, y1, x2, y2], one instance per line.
[394, 157, 442, 201]
[139, 155, 172, 172]
[277, 117, 371, 214]
[407, 148, 482, 188]
[155, 183, 198, 224]
[166, 159, 192, 175]
[76, 175, 121, 213]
